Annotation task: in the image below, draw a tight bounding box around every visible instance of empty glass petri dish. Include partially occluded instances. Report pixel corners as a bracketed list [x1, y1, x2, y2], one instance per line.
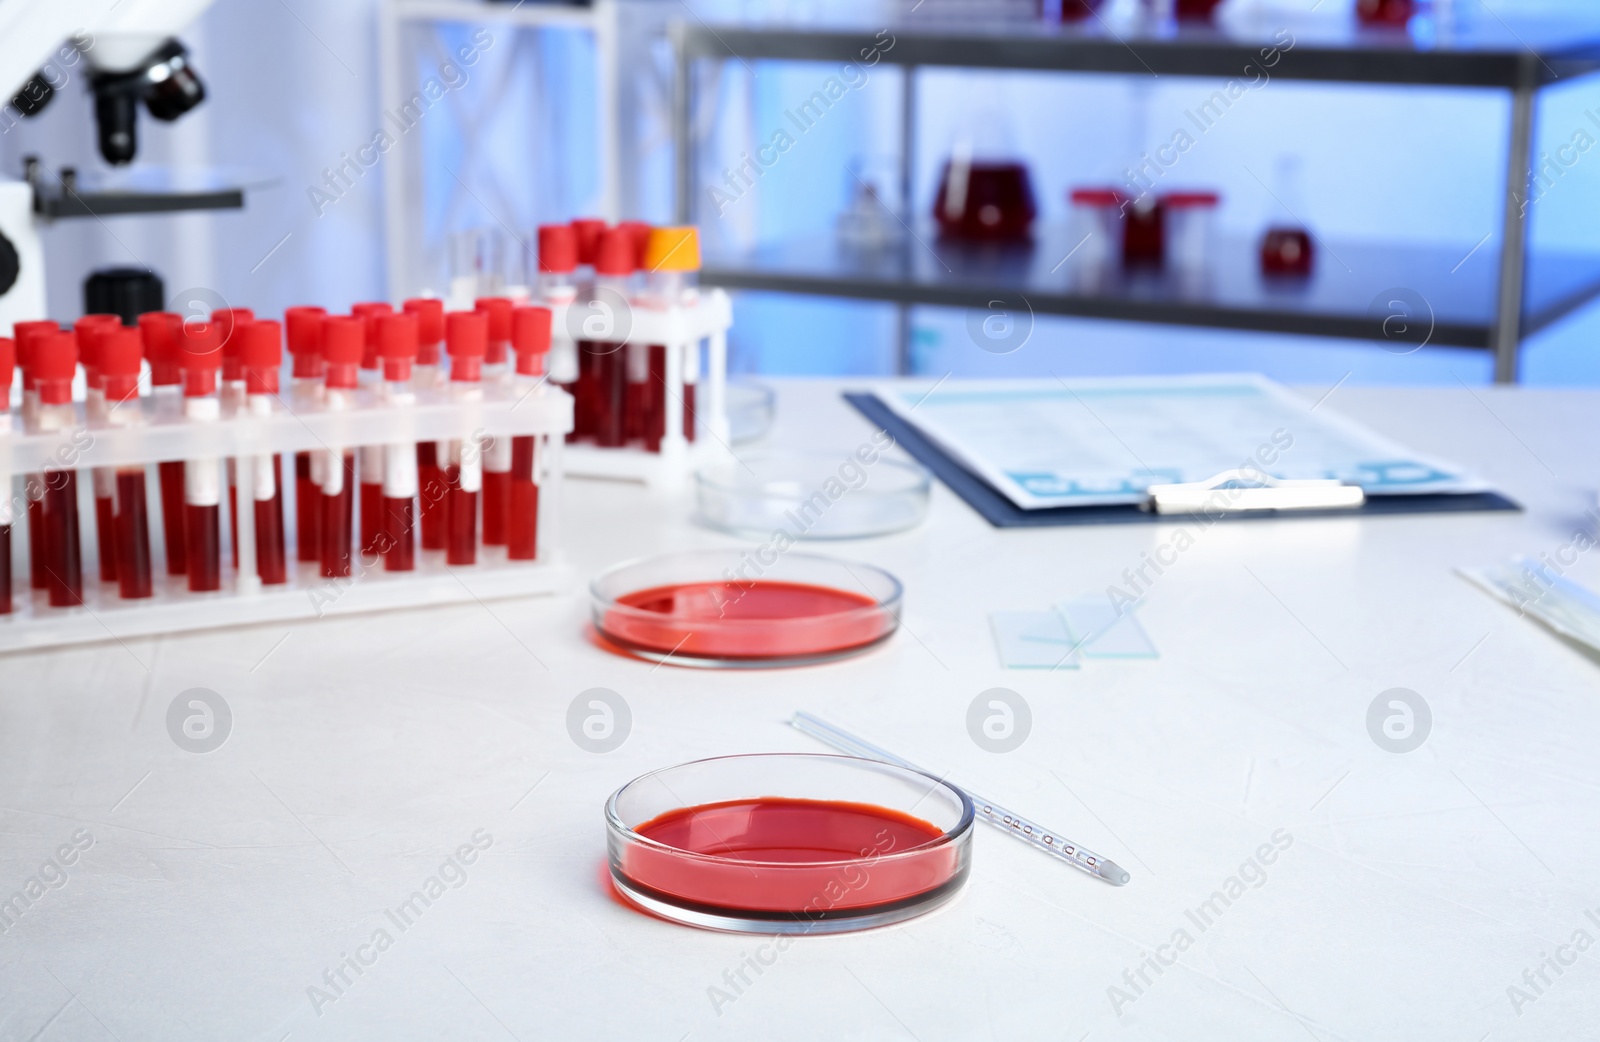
[696, 451, 930, 539]
[726, 380, 775, 444]
[607, 753, 974, 934]
[590, 550, 901, 668]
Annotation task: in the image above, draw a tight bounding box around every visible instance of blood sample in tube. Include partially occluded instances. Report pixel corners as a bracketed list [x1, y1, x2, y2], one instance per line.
[537, 225, 581, 443]
[285, 305, 327, 564]
[445, 311, 487, 566]
[214, 308, 253, 569]
[100, 327, 153, 599]
[377, 313, 419, 572]
[590, 229, 636, 449]
[642, 227, 703, 445]
[0, 336, 14, 613]
[572, 219, 607, 442]
[241, 320, 288, 585]
[14, 321, 60, 590]
[319, 316, 364, 579]
[77, 314, 123, 585]
[475, 296, 514, 545]
[352, 302, 393, 557]
[139, 312, 188, 575]
[33, 331, 83, 606]
[508, 306, 551, 561]
[180, 321, 225, 592]
[403, 298, 448, 551]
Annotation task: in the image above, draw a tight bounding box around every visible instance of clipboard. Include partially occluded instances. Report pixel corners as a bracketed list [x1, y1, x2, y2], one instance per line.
[844, 392, 1521, 528]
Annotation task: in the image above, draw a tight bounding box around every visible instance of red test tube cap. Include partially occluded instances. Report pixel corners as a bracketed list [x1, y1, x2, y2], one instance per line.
[377, 313, 418, 383]
[241, 320, 283, 396]
[572, 218, 607, 266]
[0, 337, 14, 398]
[595, 228, 637, 277]
[321, 315, 364, 390]
[99, 327, 143, 402]
[285, 306, 327, 378]
[403, 298, 445, 365]
[34, 330, 79, 405]
[351, 301, 393, 370]
[14, 321, 61, 391]
[538, 224, 578, 274]
[512, 306, 552, 376]
[616, 221, 653, 268]
[180, 321, 224, 397]
[446, 310, 487, 383]
[75, 314, 120, 377]
[475, 297, 512, 365]
[139, 313, 185, 387]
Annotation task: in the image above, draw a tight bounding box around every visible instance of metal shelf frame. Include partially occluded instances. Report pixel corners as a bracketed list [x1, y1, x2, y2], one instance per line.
[670, 14, 1600, 382]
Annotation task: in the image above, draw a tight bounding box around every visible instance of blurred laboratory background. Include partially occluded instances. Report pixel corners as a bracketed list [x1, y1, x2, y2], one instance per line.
[3, 0, 1597, 385]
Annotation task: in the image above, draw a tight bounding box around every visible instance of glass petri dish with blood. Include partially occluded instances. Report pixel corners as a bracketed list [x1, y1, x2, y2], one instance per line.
[591, 550, 901, 667]
[607, 753, 974, 934]
[695, 451, 930, 540]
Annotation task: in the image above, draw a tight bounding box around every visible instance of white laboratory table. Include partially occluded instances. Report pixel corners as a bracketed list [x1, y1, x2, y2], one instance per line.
[3, 379, 1600, 1042]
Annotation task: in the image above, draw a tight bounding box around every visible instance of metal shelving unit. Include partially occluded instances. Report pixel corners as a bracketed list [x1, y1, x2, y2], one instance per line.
[671, 12, 1600, 381]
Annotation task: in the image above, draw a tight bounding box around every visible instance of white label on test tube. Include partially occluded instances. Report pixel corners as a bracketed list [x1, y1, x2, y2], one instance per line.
[0, 419, 11, 527]
[627, 341, 649, 383]
[249, 396, 276, 501]
[360, 445, 385, 485]
[549, 339, 578, 384]
[484, 435, 511, 474]
[184, 397, 222, 506]
[457, 438, 483, 494]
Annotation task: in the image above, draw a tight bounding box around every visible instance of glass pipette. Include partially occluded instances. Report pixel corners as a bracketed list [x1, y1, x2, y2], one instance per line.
[790, 711, 1131, 887]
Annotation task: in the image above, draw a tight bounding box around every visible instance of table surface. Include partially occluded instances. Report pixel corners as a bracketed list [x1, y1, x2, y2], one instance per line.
[3, 378, 1599, 1042]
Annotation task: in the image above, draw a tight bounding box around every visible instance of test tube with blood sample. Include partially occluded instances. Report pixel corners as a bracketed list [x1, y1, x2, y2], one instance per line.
[402, 298, 448, 551]
[614, 222, 652, 445]
[13, 321, 58, 589]
[76, 314, 123, 584]
[588, 229, 634, 448]
[32, 330, 83, 606]
[377, 313, 419, 572]
[642, 227, 703, 447]
[138, 312, 188, 575]
[213, 308, 253, 568]
[99, 327, 153, 599]
[475, 296, 513, 545]
[351, 302, 393, 557]
[572, 219, 607, 440]
[508, 306, 551, 561]
[0, 336, 14, 613]
[241, 320, 288, 585]
[318, 316, 363, 579]
[180, 322, 225, 592]
[537, 225, 580, 442]
[285, 306, 326, 564]
[445, 311, 487, 566]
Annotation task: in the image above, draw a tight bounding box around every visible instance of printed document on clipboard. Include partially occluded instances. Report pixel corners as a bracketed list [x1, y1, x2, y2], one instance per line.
[875, 374, 1489, 510]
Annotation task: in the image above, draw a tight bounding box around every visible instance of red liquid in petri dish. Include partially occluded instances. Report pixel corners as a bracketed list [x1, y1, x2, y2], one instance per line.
[603, 580, 894, 661]
[933, 161, 1037, 241]
[1357, 0, 1412, 26]
[1260, 227, 1314, 277]
[620, 798, 960, 918]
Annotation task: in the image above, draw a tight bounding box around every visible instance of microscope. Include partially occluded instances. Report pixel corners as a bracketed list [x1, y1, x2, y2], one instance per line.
[0, 0, 220, 334]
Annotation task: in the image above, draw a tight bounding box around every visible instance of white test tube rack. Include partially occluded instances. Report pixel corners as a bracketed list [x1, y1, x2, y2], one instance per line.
[554, 287, 734, 488]
[0, 384, 574, 653]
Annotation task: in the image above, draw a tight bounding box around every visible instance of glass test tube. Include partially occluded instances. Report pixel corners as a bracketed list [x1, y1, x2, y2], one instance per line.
[404, 298, 448, 552]
[352, 302, 393, 559]
[139, 313, 188, 576]
[509, 306, 552, 561]
[377, 313, 420, 572]
[181, 323, 225, 592]
[100, 328, 153, 600]
[77, 315, 122, 585]
[642, 227, 703, 449]
[242, 321, 287, 585]
[475, 297, 513, 545]
[214, 308, 253, 570]
[285, 306, 327, 565]
[13, 322, 58, 591]
[319, 316, 365, 579]
[445, 311, 487, 566]
[0, 335, 14, 613]
[32, 330, 83, 607]
[537, 225, 581, 445]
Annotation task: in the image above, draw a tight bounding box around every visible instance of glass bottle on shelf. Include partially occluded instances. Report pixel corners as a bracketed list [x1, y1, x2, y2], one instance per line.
[837, 156, 902, 250]
[1259, 155, 1315, 279]
[1357, 0, 1413, 27]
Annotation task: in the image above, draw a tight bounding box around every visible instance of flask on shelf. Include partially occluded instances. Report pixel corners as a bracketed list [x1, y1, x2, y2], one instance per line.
[1357, 0, 1413, 27]
[933, 106, 1036, 242]
[1259, 155, 1315, 279]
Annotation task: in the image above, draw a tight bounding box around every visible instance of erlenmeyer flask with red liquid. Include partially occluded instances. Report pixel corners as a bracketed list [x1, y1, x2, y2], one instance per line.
[933, 110, 1037, 242]
[1357, 0, 1413, 27]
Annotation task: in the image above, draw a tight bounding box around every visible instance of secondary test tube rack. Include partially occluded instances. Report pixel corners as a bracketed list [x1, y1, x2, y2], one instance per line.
[556, 287, 734, 489]
[0, 383, 573, 653]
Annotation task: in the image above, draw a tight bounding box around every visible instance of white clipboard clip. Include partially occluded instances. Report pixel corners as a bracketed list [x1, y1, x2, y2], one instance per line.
[1145, 469, 1366, 515]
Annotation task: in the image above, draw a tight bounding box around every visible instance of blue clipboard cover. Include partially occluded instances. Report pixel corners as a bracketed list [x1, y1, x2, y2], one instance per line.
[844, 392, 1521, 528]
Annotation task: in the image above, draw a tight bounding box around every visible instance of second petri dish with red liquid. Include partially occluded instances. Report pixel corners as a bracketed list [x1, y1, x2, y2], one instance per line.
[591, 550, 901, 668]
[607, 753, 974, 933]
